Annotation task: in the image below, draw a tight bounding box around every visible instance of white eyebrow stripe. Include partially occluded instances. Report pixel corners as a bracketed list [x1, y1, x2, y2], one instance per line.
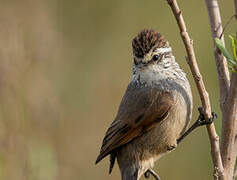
[155, 47, 172, 53]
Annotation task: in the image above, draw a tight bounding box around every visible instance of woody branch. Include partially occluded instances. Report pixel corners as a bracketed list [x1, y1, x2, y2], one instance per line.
[205, 0, 237, 179]
[165, 0, 224, 179]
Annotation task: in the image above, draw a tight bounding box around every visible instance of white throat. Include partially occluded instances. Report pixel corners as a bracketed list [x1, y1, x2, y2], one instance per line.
[132, 56, 188, 86]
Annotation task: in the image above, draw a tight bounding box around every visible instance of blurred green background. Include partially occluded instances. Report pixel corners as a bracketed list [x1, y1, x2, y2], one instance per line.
[0, 0, 236, 180]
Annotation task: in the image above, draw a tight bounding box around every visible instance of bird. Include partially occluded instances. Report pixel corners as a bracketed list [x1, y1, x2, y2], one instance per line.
[95, 29, 193, 180]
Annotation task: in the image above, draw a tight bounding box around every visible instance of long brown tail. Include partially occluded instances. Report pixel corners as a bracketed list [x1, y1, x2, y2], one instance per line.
[109, 152, 117, 174]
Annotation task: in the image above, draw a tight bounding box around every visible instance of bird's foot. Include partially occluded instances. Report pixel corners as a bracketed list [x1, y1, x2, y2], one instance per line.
[144, 168, 160, 180]
[177, 107, 217, 144]
[195, 107, 217, 126]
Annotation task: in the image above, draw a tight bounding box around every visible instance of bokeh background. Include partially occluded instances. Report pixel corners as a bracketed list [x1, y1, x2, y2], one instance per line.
[0, 0, 236, 180]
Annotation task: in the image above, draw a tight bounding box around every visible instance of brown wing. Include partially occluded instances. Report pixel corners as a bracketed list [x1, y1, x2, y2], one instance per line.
[95, 81, 175, 164]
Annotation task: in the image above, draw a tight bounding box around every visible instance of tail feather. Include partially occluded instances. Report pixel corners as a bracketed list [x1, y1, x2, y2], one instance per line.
[95, 151, 109, 164]
[109, 152, 117, 174]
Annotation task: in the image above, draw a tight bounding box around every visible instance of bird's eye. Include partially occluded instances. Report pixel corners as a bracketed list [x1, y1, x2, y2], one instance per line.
[152, 54, 160, 61]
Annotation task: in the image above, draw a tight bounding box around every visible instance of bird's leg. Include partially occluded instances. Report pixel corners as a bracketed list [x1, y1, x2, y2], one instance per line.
[177, 107, 217, 144]
[144, 168, 160, 180]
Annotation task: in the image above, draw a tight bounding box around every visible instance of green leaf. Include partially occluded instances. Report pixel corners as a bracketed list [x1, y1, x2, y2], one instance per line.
[215, 38, 232, 60]
[226, 57, 237, 66]
[229, 35, 237, 61]
[215, 37, 237, 72]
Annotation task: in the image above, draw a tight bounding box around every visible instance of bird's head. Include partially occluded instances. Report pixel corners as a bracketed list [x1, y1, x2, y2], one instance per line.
[132, 29, 173, 69]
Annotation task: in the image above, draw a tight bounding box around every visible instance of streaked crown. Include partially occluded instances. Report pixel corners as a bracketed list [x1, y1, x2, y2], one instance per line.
[132, 29, 169, 59]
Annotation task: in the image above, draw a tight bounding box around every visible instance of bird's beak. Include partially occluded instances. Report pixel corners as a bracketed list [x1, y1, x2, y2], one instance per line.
[136, 62, 148, 69]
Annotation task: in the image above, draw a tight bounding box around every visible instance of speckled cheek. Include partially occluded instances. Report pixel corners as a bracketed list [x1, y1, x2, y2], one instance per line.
[161, 58, 171, 69]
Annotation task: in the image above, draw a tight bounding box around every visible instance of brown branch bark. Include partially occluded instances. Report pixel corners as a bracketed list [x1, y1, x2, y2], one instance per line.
[222, 73, 237, 180]
[166, 0, 224, 179]
[204, 0, 230, 111]
[205, 0, 237, 179]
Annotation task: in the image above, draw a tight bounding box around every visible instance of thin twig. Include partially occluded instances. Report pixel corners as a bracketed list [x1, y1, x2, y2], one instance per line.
[220, 14, 236, 39]
[166, 0, 224, 179]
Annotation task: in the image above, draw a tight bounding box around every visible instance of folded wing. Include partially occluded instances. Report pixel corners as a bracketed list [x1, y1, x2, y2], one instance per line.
[96, 82, 175, 164]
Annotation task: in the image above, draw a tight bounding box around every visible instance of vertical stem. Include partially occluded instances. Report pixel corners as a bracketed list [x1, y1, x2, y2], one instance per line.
[204, 0, 237, 179]
[204, 0, 230, 111]
[221, 73, 237, 180]
[166, 0, 224, 179]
